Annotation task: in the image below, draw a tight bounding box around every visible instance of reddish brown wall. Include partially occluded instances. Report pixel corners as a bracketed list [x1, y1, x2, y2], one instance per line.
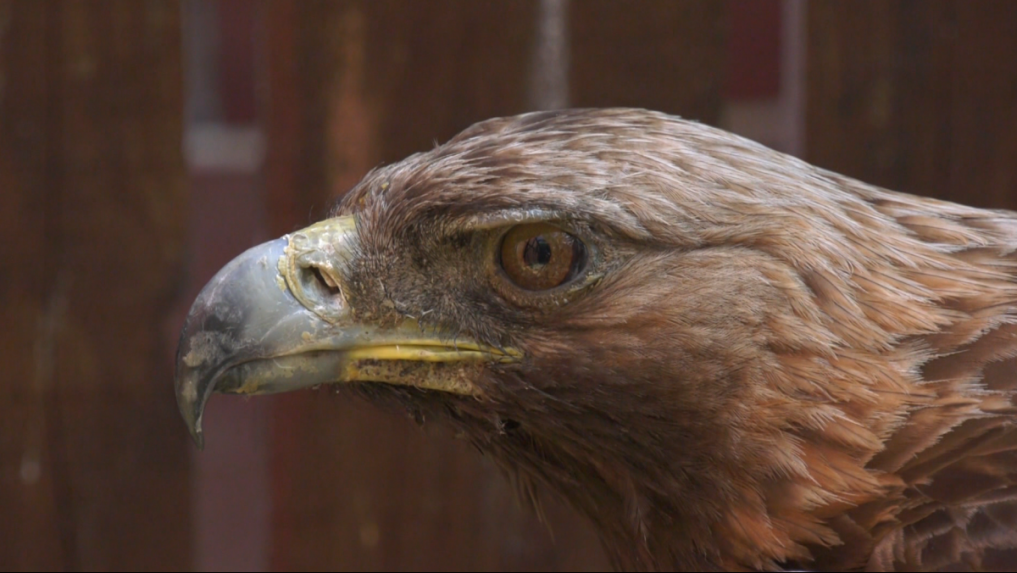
[806, 1, 1017, 210]
[0, 1, 191, 569]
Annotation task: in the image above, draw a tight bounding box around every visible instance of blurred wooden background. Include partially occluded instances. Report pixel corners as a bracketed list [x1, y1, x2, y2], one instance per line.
[1, 1, 1015, 570]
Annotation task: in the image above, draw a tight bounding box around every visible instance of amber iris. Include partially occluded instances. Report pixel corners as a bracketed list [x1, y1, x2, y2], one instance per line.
[500, 223, 586, 291]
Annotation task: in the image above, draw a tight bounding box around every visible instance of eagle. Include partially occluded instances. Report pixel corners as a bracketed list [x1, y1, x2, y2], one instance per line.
[176, 108, 1017, 571]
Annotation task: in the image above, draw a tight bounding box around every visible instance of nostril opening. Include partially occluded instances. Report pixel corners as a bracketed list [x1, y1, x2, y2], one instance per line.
[306, 266, 341, 297]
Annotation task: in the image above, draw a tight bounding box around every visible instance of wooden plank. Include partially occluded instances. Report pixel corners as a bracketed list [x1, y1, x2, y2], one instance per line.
[569, 0, 726, 121]
[217, 0, 259, 124]
[0, 4, 63, 568]
[724, 0, 782, 100]
[263, 1, 615, 570]
[0, 1, 191, 569]
[806, 0, 1017, 210]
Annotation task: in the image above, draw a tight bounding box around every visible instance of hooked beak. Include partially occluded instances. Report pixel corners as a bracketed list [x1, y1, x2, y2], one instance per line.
[174, 216, 519, 449]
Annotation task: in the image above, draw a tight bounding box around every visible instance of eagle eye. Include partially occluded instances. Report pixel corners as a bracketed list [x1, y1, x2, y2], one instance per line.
[499, 223, 587, 291]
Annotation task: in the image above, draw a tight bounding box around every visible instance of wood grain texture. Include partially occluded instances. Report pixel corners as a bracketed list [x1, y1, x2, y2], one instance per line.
[806, 0, 1017, 210]
[568, 0, 725, 121]
[0, 1, 191, 569]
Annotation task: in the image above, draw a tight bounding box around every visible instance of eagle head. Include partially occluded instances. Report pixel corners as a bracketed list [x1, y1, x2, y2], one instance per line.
[176, 108, 1017, 571]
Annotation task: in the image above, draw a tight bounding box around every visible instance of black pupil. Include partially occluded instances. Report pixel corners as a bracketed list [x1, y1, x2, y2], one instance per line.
[523, 236, 553, 268]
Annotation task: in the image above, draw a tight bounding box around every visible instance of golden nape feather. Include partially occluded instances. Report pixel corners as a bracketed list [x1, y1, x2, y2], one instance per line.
[716, 173, 1017, 571]
[177, 108, 1017, 571]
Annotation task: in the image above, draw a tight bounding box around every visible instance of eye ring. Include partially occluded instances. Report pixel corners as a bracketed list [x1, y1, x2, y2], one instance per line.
[498, 223, 587, 291]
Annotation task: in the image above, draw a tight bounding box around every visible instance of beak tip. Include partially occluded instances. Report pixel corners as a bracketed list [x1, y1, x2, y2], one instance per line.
[181, 403, 206, 450]
[176, 371, 207, 450]
[175, 236, 294, 450]
[192, 429, 206, 451]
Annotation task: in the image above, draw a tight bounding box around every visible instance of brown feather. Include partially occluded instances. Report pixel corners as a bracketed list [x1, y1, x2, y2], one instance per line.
[327, 109, 1017, 570]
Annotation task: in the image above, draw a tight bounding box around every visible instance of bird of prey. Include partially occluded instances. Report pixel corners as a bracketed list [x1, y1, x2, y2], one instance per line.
[176, 108, 1017, 571]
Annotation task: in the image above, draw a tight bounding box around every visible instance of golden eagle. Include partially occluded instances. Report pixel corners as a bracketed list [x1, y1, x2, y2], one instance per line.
[177, 109, 1017, 571]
